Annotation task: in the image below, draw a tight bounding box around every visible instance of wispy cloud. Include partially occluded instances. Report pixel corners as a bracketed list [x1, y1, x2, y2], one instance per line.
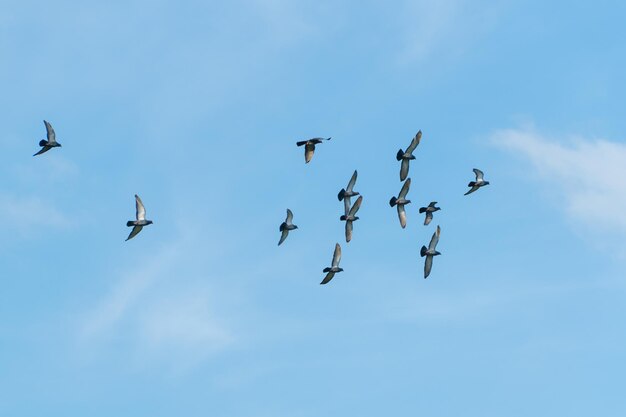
[0, 194, 72, 235]
[493, 127, 626, 236]
[398, 0, 502, 64]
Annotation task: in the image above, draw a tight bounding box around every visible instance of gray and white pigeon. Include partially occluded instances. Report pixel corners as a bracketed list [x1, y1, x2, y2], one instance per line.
[396, 131, 421, 181]
[389, 178, 411, 228]
[296, 137, 331, 163]
[33, 120, 62, 156]
[340, 195, 362, 243]
[420, 225, 441, 279]
[418, 202, 441, 226]
[126, 194, 153, 241]
[338, 170, 359, 215]
[321, 243, 343, 285]
[278, 209, 298, 246]
[465, 168, 490, 195]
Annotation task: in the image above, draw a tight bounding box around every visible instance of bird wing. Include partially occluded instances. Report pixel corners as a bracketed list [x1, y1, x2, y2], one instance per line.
[424, 211, 433, 225]
[428, 201, 437, 208]
[424, 255, 433, 278]
[135, 194, 146, 221]
[345, 220, 353, 242]
[428, 225, 440, 250]
[405, 130, 422, 154]
[320, 271, 335, 285]
[473, 168, 484, 182]
[343, 196, 351, 216]
[348, 195, 363, 217]
[398, 178, 411, 199]
[346, 170, 358, 192]
[278, 228, 289, 246]
[464, 185, 480, 195]
[286, 208, 293, 224]
[44, 120, 56, 143]
[33, 146, 51, 156]
[331, 243, 342, 267]
[397, 204, 407, 228]
[126, 225, 143, 241]
[304, 143, 315, 163]
[400, 159, 409, 181]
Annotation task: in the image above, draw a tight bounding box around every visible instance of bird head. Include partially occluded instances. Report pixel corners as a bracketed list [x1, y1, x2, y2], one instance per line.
[146, 220, 154, 225]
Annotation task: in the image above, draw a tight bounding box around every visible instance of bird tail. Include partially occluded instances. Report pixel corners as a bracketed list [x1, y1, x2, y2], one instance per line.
[420, 246, 427, 257]
[338, 188, 345, 201]
[279, 222, 286, 232]
[468, 181, 476, 187]
[389, 196, 397, 207]
[339, 215, 347, 221]
[296, 140, 307, 147]
[126, 221, 135, 227]
[323, 267, 331, 273]
[419, 207, 427, 213]
[39, 140, 48, 147]
[396, 149, 404, 161]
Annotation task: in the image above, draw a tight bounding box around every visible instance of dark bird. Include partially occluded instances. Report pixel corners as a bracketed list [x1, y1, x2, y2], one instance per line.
[389, 178, 411, 228]
[33, 120, 62, 156]
[340, 195, 362, 242]
[396, 131, 421, 181]
[296, 137, 331, 163]
[278, 209, 298, 246]
[338, 170, 359, 215]
[126, 194, 153, 241]
[465, 168, 490, 195]
[419, 201, 441, 226]
[420, 225, 441, 279]
[321, 243, 343, 285]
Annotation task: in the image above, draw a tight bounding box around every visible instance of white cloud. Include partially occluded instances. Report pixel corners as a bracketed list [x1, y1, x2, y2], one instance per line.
[493, 127, 626, 234]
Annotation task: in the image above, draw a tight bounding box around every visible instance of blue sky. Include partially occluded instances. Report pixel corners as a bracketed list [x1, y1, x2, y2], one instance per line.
[1, 0, 626, 415]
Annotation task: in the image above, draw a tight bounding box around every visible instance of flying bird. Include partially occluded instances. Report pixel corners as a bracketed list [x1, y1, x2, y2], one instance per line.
[396, 131, 421, 181]
[465, 168, 490, 195]
[340, 195, 362, 242]
[33, 120, 62, 156]
[389, 178, 411, 228]
[321, 243, 343, 285]
[278, 209, 298, 246]
[296, 137, 331, 163]
[338, 170, 359, 215]
[419, 202, 441, 226]
[126, 194, 153, 241]
[420, 225, 441, 279]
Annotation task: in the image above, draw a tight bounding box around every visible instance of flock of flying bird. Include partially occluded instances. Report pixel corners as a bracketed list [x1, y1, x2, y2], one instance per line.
[283, 131, 490, 283]
[33, 120, 490, 281]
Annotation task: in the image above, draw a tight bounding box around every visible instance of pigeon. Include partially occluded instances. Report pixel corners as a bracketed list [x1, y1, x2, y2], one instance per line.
[389, 178, 411, 228]
[396, 131, 421, 181]
[33, 120, 62, 156]
[340, 195, 362, 243]
[338, 170, 359, 215]
[126, 194, 153, 241]
[321, 243, 343, 285]
[278, 209, 298, 246]
[419, 202, 441, 226]
[296, 137, 331, 163]
[420, 225, 441, 279]
[465, 168, 490, 195]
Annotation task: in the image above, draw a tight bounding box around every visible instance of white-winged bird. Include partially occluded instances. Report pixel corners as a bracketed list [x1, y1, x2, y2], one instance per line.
[420, 225, 441, 279]
[278, 209, 298, 246]
[465, 168, 490, 195]
[321, 243, 343, 285]
[340, 195, 362, 243]
[33, 120, 62, 156]
[396, 131, 421, 181]
[389, 178, 411, 228]
[418, 201, 441, 226]
[126, 194, 153, 241]
[296, 137, 331, 163]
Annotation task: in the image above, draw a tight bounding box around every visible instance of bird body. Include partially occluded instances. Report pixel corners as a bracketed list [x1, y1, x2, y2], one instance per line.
[33, 120, 62, 156]
[465, 168, 490, 195]
[420, 225, 441, 278]
[126, 194, 153, 241]
[296, 137, 331, 163]
[321, 243, 343, 285]
[389, 178, 411, 228]
[418, 201, 441, 225]
[278, 209, 298, 245]
[340, 195, 362, 242]
[397, 131, 421, 180]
